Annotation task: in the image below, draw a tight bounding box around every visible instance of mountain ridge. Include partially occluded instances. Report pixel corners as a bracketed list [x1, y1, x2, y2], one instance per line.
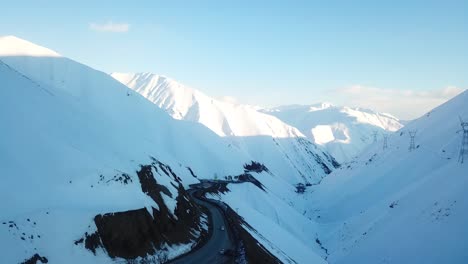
[262, 103, 404, 162]
[0, 36, 334, 264]
[0, 35, 61, 57]
[306, 89, 468, 263]
[112, 72, 338, 186]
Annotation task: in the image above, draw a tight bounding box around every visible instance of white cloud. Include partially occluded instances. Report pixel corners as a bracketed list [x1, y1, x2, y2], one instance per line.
[89, 21, 130, 33]
[327, 85, 465, 120]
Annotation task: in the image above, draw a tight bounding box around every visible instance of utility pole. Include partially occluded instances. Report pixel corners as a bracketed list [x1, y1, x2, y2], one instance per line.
[409, 130, 417, 151]
[383, 134, 388, 150]
[372, 131, 378, 143]
[459, 116, 468, 163]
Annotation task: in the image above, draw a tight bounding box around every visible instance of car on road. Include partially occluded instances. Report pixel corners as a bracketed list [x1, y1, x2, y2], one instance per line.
[220, 225, 225, 231]
[219, 249, 235, 256]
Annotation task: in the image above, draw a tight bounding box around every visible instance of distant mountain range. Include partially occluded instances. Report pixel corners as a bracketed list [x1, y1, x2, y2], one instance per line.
[112, 72, 403, 163]
[262, 103, 403, 162]
[112, 72, 338, 185]
[307, 89, 468, 263]
[0, 36, 335, 263]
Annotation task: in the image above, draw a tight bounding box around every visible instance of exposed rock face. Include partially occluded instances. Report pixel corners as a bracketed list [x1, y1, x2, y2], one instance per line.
[82, 159, 207, 260]
[21, 254, 48, 264]
[243, 161, 269, 173]
[94, 208, 162, 259]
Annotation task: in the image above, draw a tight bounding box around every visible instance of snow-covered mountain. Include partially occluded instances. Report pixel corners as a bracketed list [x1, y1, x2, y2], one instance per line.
[262, 103, 404, 162]
[0, 35, 61, 57]
[0, 35, 251, 264]
[7, 34, 464, 264]
[0, 36, 335, 264]
[302, 90, 468, 263]
[112, 72, 338, 186]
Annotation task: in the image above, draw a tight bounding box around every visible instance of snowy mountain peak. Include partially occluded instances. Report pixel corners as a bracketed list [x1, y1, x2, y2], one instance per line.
[309, 102, 335, 111]
[111, 72, 305, 138]
[111, 72, 195, 97]
[265, 102, 336, 113]
[309, 89, 468, 263]
[262, 103, 404, 162]
[0, 35, 62, 57]
[112, 71, 338, 186]
[111, 72, 173, 86]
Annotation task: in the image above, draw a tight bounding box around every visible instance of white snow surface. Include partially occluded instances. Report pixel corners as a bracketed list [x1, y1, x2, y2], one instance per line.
[112, 72, 338, 185]
[0, 36, 61, 57]
[0, 37, 252, 263]
[303, 90, 468, 263]
[0, 36, 336, 264]
[5, 35, 464, 264]
[111, 72, 303, 138]
[262, 103, 404, 162]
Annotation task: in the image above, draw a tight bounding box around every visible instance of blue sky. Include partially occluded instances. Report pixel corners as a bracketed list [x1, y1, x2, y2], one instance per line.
[1, 0, 467, 118]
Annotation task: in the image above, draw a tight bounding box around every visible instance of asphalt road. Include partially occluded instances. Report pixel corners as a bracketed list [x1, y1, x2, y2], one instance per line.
[169, 188, 233, 264]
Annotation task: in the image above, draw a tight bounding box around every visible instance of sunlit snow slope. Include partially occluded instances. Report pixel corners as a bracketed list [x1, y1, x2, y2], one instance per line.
[112, 72, 338, 185]
[0, 36, 330, 264]
[0, 35, 61, 57]
[306, 90, 468, 263]
[263, 103, 403, 162]
[0, 36, 252, 264]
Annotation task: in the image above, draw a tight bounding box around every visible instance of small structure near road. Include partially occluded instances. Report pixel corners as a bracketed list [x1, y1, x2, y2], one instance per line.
[295, 183, 306, 193]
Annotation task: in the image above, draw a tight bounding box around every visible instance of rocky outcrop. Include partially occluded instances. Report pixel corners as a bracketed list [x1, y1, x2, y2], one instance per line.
[20, 254, 48, 264]
[80, 159, 207, 260]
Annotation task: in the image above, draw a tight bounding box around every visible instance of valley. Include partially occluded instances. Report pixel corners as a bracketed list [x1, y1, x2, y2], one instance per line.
[0, 24, 466, 264]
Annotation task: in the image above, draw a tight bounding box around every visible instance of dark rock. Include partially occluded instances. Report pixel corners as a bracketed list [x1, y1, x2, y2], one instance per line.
[74, 238, 84, 245]
[83, 161, 205, 260]
[187, 167, 197, 178]
[84, 231, 102, 255]
[21, 253, 48, 264]
[243, 161, 269, 173]
[295, 183, 306, 193]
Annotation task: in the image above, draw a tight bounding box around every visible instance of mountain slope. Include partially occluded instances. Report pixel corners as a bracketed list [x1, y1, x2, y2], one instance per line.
[112, 72, 338, 186]
[305, 90, 468, 263]
[0, 37, 251, 264]
[0, 35, 61, 57]
[262, 103, 403, 162]
[0, 37, 330, 264]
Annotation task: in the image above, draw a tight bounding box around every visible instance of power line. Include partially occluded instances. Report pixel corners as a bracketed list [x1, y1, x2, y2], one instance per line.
[372, 131, 378, 143]
[459, 116, 468, 164]
[409, 130, 417, 151]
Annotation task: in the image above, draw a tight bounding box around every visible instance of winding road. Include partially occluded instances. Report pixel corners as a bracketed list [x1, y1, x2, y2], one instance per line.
[169, 185, 234, 264]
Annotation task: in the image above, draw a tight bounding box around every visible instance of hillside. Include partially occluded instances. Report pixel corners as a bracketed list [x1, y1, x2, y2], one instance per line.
[112, 72, 338, 186]
[262, 103, 403, 162]
[0, 36, 256, 264]
[0, 36, 331, 264]
[303, 90, 468, 263]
